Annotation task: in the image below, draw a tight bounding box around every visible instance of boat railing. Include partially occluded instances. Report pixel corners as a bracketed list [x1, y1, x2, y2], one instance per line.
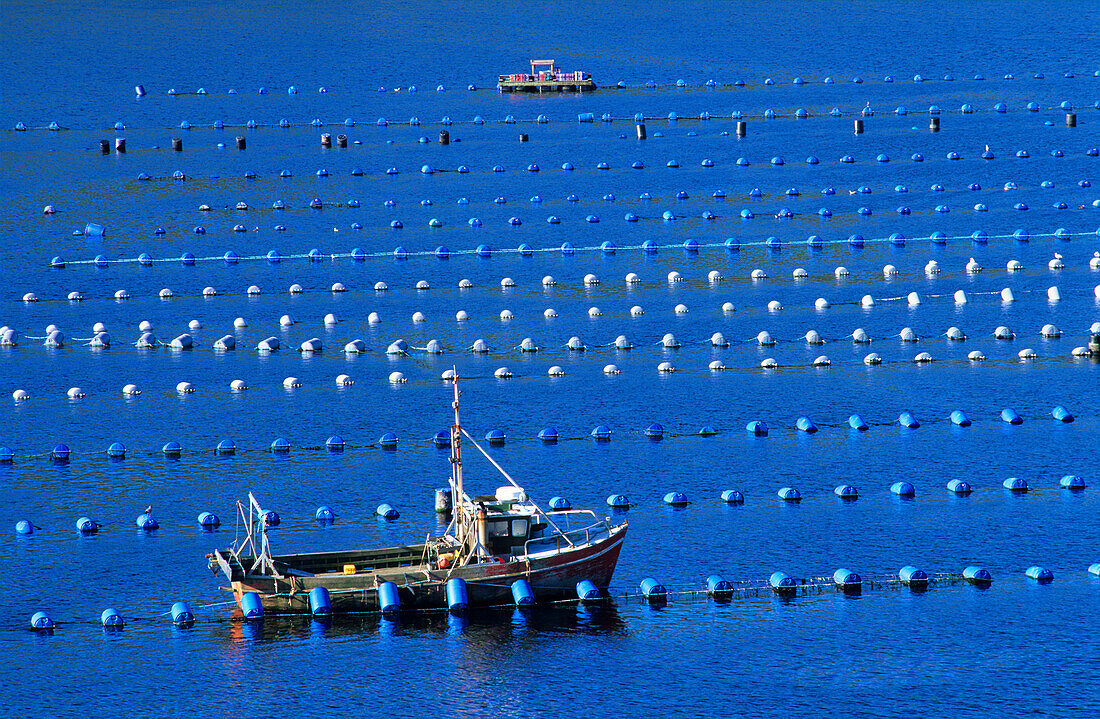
[523, 515, 616, 557]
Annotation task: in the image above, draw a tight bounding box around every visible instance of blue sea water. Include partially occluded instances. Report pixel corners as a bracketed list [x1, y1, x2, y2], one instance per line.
[2, 1, 1100, 716]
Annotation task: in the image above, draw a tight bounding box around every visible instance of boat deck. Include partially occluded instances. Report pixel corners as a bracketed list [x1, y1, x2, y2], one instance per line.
[497, 79, 596, 93]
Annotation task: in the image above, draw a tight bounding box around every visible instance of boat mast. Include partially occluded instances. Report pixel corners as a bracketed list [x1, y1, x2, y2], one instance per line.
[449, 371, 465, 544]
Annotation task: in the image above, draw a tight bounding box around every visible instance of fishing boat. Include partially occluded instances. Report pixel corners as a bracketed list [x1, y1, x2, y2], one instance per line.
[207, 376, 628, 614]
[497, 59, 596, 93]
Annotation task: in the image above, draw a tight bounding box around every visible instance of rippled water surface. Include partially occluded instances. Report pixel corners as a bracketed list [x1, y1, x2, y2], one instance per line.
[2, 1, 1099, 716]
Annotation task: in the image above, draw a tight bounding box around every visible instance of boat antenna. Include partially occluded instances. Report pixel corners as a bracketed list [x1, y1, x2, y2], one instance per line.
[449, 369, 465, 544]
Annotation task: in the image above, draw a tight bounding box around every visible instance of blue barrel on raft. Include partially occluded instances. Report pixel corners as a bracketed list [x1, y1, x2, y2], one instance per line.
[833, 568, 862, 592]
[770, 572, 797, 596]
[899, 566, 928, 589]
[1060, 475, 1086, 490]
[30, 611, 54, 630]
[963, 566, 993, 586]
[640, 577, 667, 602]
[309, 586, 332, 616]
[376, 504, 400, 520]
[891, 481, 916, 497]
[721, 489, 744, 504]
[446, 578, 468, 613]
[777, 487, 801, 502]
[834, 485, 858, 499]
[1026, 566, 1054, 583]
[663, 492, 688, 507]
[538, 428, 559, 443]
[239, 592, 264, 620]
[947, 479, 973, 495]
[171, 601, 194, 626]
[707, 575, 733, 599]
[1003, 477, 1030, 492]
[100, 607, 124, 628]
[378, 581, 401, 615]
[76, 517, 99, 534]
[606, 494, 630, 509]
[511, 579, 535, 607]
[314, 506, 334, 523]
[162, 441, 182, 457]
[576, 579, 602, 601]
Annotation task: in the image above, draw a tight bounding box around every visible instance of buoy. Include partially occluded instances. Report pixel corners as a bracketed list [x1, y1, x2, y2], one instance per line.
[216, 439, 236, 455]
[309, 587, 333, 616]
[777, 487, 801, 502]
[946, 479, 973, 495]
[1060, 475, 1086, 490]
[663, 492, 688, 507]
[122, 383, 140, 396]
[136, 512, 159, 530]
[898, 566, 928, 589]
[640, 577, 667, 602]
[898, 412, 920, 429]
[1052, 406, 1074, 422]
[834, 485, 859, 499]
[849, 414, 869, 431]
[576, 579, 601, 602]
[768, 300, 783, 311]
[1026, 566, 1054, 583]
[31, 611, 54, 631]
[171, 602, 194, 627]
[891, 481, 916, 497]
[198, 512, 221, 529]
[720, 489, 745, 505]
[657, 361, 676, 373]
[1003, 477, 1030, 492]
[757, 331, 775, 346]
[769, 572, 797, 596]
[994, 326, 1014, 340]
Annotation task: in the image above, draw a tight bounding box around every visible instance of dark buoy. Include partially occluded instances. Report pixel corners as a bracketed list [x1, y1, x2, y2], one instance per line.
[233, 135, 246, 150]
[1066, 113, 1076, 127]
[114, 138, 126, 153]
[439, 130, 449, 145]
[171, 137, 183, 152]
[735, 121, 746, 137]
[99, 139, 110, 154]
[518, 133, 528, 142]
[320, 133, 332, 147]
[636, 123, 646, 140]
[929, 116, 940, 132]
[853, 119, 863, 134]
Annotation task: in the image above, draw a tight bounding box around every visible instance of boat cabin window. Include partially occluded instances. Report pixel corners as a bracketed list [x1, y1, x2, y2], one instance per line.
[488, 520, 510, 538]
[488, 518, 530, 539]
[511, 518, 528, 537]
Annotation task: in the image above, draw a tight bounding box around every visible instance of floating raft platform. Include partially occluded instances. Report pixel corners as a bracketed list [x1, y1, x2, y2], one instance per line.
[498, 59, 595, 93]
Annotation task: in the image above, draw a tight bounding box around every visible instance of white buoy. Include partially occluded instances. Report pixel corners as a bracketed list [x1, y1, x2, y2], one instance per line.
[662, 333, 680, 348]
[412, 311, 426, 323]
[280, 314, 294, 327]
[1007, 260, 1024, 272]
[603, 364, 621, 374]
[711, 332, 729, 347]
[1091, 322, 1100, 333]
[139, 320, 153, 332]
[750, 269, 766, 279]
[968, 350, 986, 361]
[416, 280, 430, 290]
[925, 260, 940, 274]
[1072, 346, 1090, 357]
[300, 338, 323, 352]
[389, 371, 407, 384]
[812, 355, 831, 366]
[1095, 285, 1100, 299]
[946, 326, 967, 340]
[625, 272, 641, 284]
[954, 290, 968, 304]
[283, 377, 302, 388]
[835, 266, 850, 277]
[45, 324, 59, 334]
[861, 295, 875, 308]
[188, 319, 202, 331]
[966, 257, 982, 273]
[630, 305, 644, 316]
[23, 292, 39, 302]
[458, 279, 473, 289]
[614, 335, 632, 350]
[709, 360, 725, 371]
[1018, 348, 1037, 359]
[852, 328, 870, 343]
[67, 291, 83, 301]
[368, 312, 381, 324]
[247, 285, 262, 295]
[907, 292, 921, 306]
[863, 353, 882, 365]
[883, 264, 898, 276]
[900, 327, 918, 342]
[471, 339, 488, 352]
[494, 367, 513, 378]
[455, 310, 469, 321]
[657, 361, 676, 373]
[375, 281, 389, 291]
[495, 309, 512, 320]
[176, 381, 195, 393]
[13, 389, 30, 401]
[501, 277, 516, 288]
[708, 270, 723, 282]
[542, 308, 556, 318]
[583, 274, 599, 285]
[767, 300, 783, 311]
[1090, 252, 1100, 269]
[230, 379, 247, 390]
[548, 365, 565, 376]
[92, 322, 107, 334]
[344, 339, 365, 353]
[331, 282, 347, 292]
[1047, 286, 1061, 302]
[1001, 287, 1015, 302]
[814, 298, 830, 309]
[542, 275, 556, 286]
[1041, 324, 1061, 337]
[67, 387, 84, 398]
[793, 268, 808, 278]
[114, 289, 129, 300]
[914, 352, 933, 363]
[588, 307, 602, 317]
[804, 330, 823, 344]
[122, 383, 140, 395]
[760, 358, 778, 368]
[324, 313, 338, 325]
[441, 369, 456, 381]
[336, 374, 353, 385]
[233, 317, 247, 328]
[1048, 254, 1064, 270]
[203, 286, 217, 297]
[674, 303, 689, 314]
[757, 331, 775, 345]
[722, 302, 736, 313]
[668, 271, 683, 283]
[159, 288, 174, 299]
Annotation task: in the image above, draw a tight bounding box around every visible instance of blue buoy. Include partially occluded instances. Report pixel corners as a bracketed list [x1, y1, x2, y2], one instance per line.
[379, 432, 399, 448]
[309, 586, 332, 616]
[891, 481, 916, 497]
[136, 513, 158, 530]
[770, 571, 797, 596]
[446, 578, 468, 613]
[721, 490, 745, 504]
[606, 494, 630, 509]
[963, 566, 993, 586]
[162, 441, 182, 457]
[947, 480, 973, 495]
[31, 611, 54, 630]
[508, 579, 535, 607]
[377, 581, 401, 615]
[171, 601, 194, 626]
[270, 438, 290, 453]
[198, 512, 221, 529]
[848, 415, 869, 431]
[663, 492, 688, 507]
[833, 569, 861, 592]
[899, 566, 928, 588]
[240, 592, 264, 620]
[216, 439, 236, 455]
[51, 443, 71, 461]
[699, 426, 717, 437]
[898, 412, 920, 429]
[746, 421, 768, 437]
[548, 496, 572, 511]
[484, 429, 506, 445]
[1026, 566, 1054, 583]
[950, 410, 972, 427]
[1060, 475, 1086, 490]
[76, 517, 99, 534]
[640, 577, 667, 602]
[260, 509, 280, 526]
[376, 504, 399, 520]
[100, 607, 124, 628]
[795, 417, 818, 433]
[1003, 477, 1030, 492]
[1052, 406, 1074, 422]
[314, 506, 335, 522]
[326, 435, 345, 451]
[106, 442, 126, 458]
[1000, 408, 1023, 425]
[777, 487, 801, 502]
[576, 579, 601, 602]
[834, 485, 858, 499]
[538, 428, 558, 443]
[590, 425, 612, 441]
[645, 423, 664, 439]
[16, 520, 34, 535]
[707, 575, 733, 599]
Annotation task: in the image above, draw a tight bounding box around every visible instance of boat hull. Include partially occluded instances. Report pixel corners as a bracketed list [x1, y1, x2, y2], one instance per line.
[227, 523, 627, 614]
